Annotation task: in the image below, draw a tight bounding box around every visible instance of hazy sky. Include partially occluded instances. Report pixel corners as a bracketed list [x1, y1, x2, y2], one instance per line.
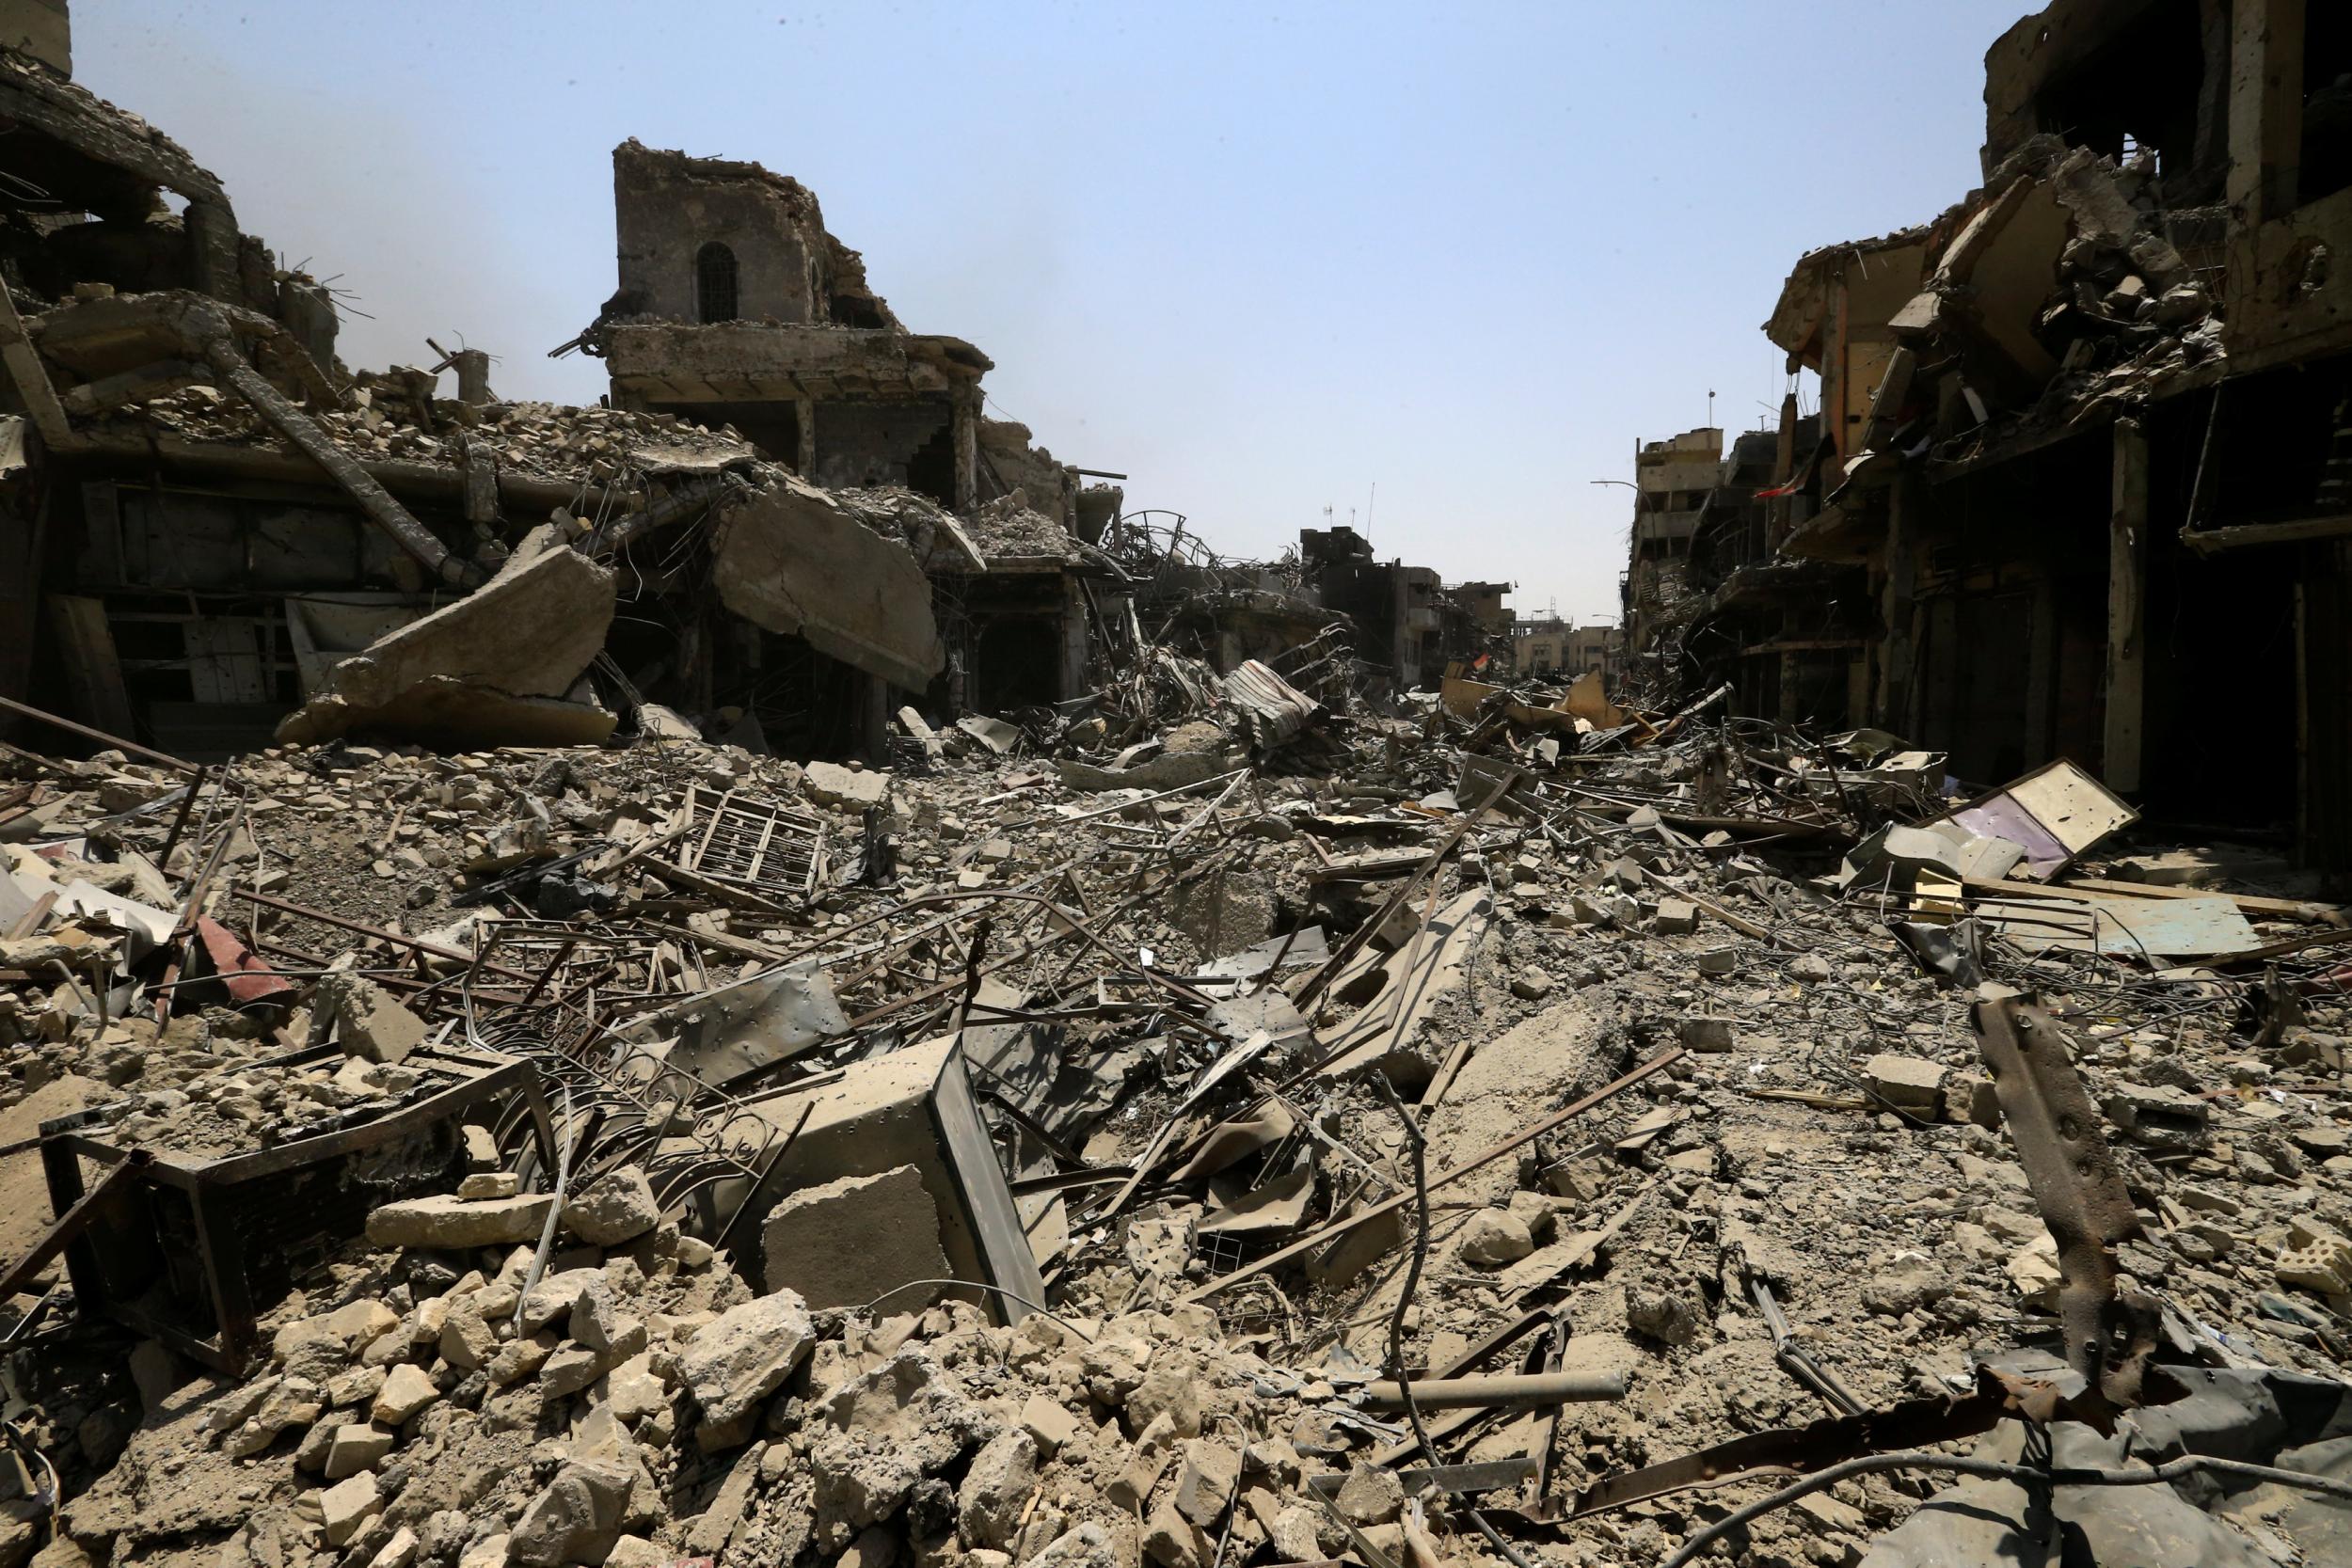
[79, 2, 2025, 626]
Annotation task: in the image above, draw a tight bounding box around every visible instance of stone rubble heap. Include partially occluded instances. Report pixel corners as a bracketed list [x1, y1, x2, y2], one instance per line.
[4, 687, 2350, 1568]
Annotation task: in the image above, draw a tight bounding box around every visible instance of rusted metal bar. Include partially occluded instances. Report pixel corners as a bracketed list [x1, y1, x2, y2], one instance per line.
[227, 886, 541, 985]
[156, 766, 209, 872]
[1970, 987, 2158, 1409]
[1362, 1370, 1625, 1411]
[1566, 1366, 2103, 1520]
[198, 332, 482, 588]
[0, 693, 198, 775]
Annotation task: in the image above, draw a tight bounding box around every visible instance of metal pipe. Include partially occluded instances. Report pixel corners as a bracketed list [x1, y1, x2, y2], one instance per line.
[1361, 1371, 1627, 1411]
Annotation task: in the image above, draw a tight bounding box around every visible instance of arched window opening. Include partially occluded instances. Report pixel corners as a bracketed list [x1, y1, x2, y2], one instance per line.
[696, 242, 739, 324]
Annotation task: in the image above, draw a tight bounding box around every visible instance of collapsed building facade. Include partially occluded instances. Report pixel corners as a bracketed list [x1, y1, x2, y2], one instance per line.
[0, 71, 1512, 765]
[1616, 0, 2352, 883]
[3, 8, 2352, 1568]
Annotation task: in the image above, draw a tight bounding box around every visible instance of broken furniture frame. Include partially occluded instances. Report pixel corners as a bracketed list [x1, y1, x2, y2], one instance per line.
[675, 785, 828, 907]
[38, 1049, 554, 1374]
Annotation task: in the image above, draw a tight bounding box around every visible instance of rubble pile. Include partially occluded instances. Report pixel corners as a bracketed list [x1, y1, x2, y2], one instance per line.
[5, 662, 2351, 1568]
[84, 372, 759, 490]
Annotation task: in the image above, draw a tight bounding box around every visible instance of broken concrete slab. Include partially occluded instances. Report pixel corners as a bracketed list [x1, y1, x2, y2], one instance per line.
[760, 1163, 952, 1311]
[365, 1193, 555, 1249]
[310, 957, 427, 1065]
[709, 475, 946, 692]
[1863, 1053, 1947, 1117]
[803, 761, 891, 813]
[676, 1290, 816, 1450]
[563, 1168, 660, 1246]
[278, 525, 613, 745]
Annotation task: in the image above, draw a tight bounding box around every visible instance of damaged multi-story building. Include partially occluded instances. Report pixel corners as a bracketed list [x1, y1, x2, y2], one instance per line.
[1626, 0, 2352, 883]
[564, 139, 1138, 736]
[0, 5, 1153, 766]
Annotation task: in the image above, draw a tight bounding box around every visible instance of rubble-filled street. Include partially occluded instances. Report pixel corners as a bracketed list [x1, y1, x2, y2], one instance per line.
[3, 4, 2352, 1568]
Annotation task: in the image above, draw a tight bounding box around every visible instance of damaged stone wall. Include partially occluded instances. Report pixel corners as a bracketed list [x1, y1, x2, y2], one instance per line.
[612, 139, 898, 330]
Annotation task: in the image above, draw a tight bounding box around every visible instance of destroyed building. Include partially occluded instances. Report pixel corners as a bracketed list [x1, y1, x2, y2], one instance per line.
[2, 8, 2352, 1568]
[570, 140, 1124, 724]
[1614, 427, 1718, 692]
[1622, 0, 2352, 882]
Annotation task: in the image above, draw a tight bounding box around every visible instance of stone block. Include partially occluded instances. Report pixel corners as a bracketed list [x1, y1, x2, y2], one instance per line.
[372, 1364, 439, 1427]
[760, 1164, 951, 1312]
[1863, 1053, 1947, 1117]
[677, 1291, 816, 1450]
[1651, 898, 1697, 934]
[563, 1168, 660, 1246]
[1677, 1015, 1735, 1052]
[803, 761, 891, 813]
[317, 1473, 380, 1547]
[366, 1194, 553, 1250]
[324, 1422, 395, 1481]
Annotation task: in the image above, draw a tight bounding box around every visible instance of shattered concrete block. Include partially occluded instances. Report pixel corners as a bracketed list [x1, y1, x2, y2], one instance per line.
[1627, 1286, 1701, 1346]
[365, 1193, 554, 1249]
[1651, 898, 1697, 934]
[956, 1429, 1039, 1549]
[2276, 1218, 2352, 1298]
[312, 959, 428, 1066]
[371, 1364, 439, 1427]
[509, 1457, 636, 1568]
[1018, 1393, 1080, 1457]
[278, 527, 617, 746]
[1677, 1015, 1735, 1052]
[1334, 1463, 1405, 1526]
[1170, 1439, 1241, 1527]
[437, 1303, 497, 1372]
[461, 1124, 501, 1172]
[540, 1347, 604, 1399]
[365, 1528, 418, 1568]
[1142, 1502, 1204, 1568]
[1457, 1209, 1534, 1267]
[1863, 1053, 1947, 1117]
[2099, 1082, 2210, 1153]
[803, 761, 891, 813]
[603, 1538, 666, 1568]
[1945, 1071, 2001, 1129]
[456, 1171, 517, 1200]
[1862, 1255, 1952, 1315]
[316, 1472, 381, 1547]
[364, 1189, 552, 1250]
[1508, 965, 1554, 1001]
[1569, 892, 1618, 927]
[1694, 946, 1739, 975]
[487, 1331, 559, 1387]
[274, 1299, 399, 1370]
[323, 1422, 394, 1481]
[760, 1164, 951, 1311]
[676, 1291, 816, 1450]
[563, 1167, 660, 1246]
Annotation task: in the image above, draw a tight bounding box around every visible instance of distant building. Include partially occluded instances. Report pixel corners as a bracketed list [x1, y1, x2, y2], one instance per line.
[1450, 580, 1514, 636]
[1619, 426, 1721, 682]
[1508, 617, 1619, 683]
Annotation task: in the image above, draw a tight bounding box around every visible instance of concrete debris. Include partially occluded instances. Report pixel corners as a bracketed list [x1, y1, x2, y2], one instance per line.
[6, 693, 2350, 1568]
[1, 10, 2350, 1568]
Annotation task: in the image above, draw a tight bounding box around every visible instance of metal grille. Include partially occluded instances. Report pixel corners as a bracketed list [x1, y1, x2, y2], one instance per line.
[677, 785, 828, 904]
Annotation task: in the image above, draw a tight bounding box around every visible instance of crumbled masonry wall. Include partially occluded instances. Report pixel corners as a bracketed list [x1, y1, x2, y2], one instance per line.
[611, 139, 898, 330]
[613, 139, 825, 325]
